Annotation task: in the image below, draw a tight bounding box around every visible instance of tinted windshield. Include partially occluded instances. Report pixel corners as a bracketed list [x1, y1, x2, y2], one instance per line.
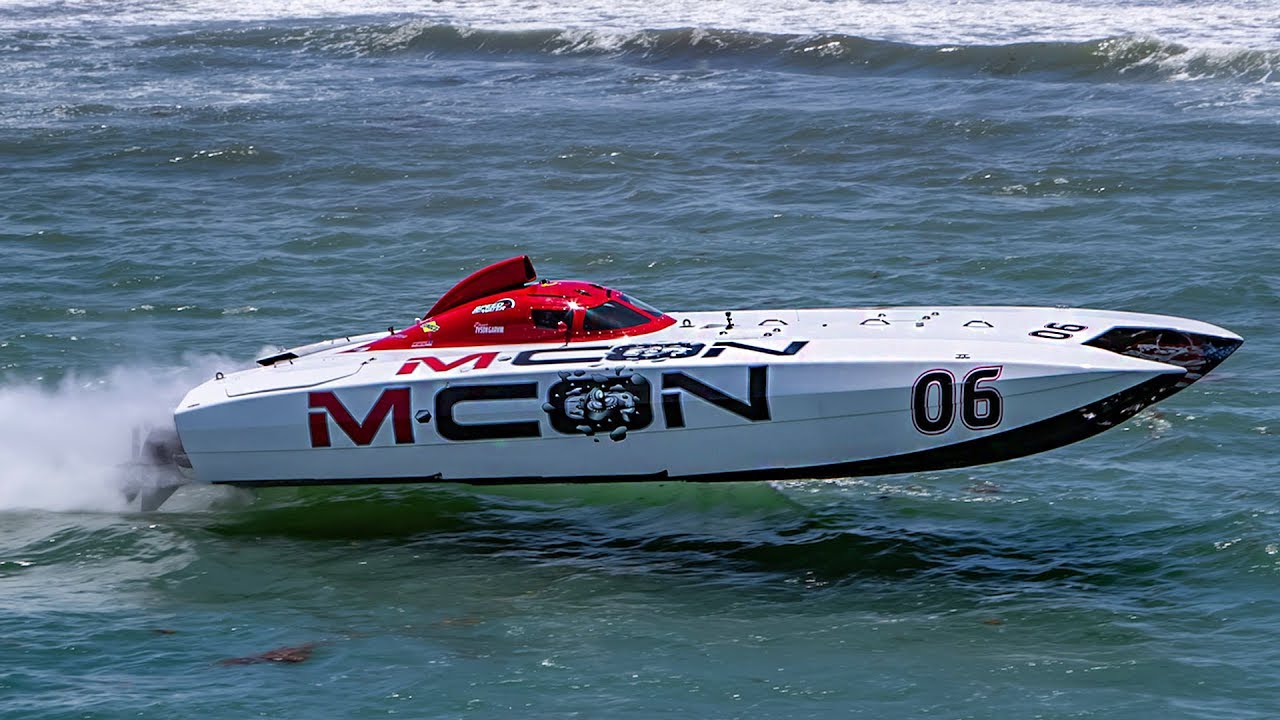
[583, 301, 650, 331]
[619, 293, 663, 317]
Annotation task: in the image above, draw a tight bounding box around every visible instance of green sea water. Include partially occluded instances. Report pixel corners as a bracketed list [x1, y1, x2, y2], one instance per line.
[2, 4, 1278, 718]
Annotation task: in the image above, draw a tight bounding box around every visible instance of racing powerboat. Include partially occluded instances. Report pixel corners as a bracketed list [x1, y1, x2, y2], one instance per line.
[138, 256, 1241, 509]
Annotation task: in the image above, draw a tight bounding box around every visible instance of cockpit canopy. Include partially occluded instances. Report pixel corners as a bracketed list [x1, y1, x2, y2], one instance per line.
[364, 256, 674, 350]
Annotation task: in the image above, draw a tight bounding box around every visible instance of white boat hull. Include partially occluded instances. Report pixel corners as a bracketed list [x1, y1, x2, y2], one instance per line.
[170, 306, 1241, 487]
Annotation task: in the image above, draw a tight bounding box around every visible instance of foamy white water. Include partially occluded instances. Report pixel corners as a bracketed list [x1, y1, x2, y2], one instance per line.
[1, 0, 1278, 48]
[0, 357, 234, 512]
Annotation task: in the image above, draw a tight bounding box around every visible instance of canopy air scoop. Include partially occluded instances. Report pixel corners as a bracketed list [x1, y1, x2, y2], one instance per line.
[426, 255, 537, 317]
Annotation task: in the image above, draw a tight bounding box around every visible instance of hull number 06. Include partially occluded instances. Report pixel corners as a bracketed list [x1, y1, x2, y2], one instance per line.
[1030, 322, 1089, 340]
[911, 366, 1004, 435]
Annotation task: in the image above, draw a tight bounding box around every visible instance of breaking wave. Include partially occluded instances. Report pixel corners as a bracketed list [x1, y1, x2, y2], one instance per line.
[139, 23, 1280, 83]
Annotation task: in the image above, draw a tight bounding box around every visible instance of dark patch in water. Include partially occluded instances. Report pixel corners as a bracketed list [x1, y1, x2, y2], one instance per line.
[219, 642, 317, 666]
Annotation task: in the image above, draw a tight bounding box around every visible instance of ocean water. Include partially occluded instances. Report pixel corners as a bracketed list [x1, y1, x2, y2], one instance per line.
[2, 0, 1278, 717]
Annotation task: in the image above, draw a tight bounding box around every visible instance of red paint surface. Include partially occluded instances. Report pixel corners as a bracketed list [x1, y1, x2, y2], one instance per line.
[364, 257, 675, 352]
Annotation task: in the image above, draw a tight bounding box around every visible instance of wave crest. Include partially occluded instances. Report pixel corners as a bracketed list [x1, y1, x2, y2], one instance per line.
[145, 23, 1280, 84]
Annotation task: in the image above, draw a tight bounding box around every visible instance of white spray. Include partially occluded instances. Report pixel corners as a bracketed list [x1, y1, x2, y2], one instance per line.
[0, 355, 237, 512]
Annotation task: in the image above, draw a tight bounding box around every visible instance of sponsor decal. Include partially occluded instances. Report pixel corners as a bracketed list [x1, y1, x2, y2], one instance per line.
[513, 340, 807, 366]
[544, 369, 652, 441]
[396, 352, 498, 375]
[1085, 327, 1239, 386]
[472, 298, 515, 315]
[607, 343, 704, 362]
[310, 366, 773, 446]
[474, 323, 504, 335]
[423, 321, 440, 333]
[411, 341, 433, 348]
[1120, 331, 1207, 371]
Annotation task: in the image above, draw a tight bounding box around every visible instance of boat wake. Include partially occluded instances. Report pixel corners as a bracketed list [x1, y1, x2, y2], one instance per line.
[0, 356, 234, 512]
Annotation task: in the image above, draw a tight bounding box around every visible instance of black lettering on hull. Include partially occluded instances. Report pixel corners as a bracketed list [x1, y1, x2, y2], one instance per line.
[661, 366, 770, 428]
[702, 340, 807, 359]
[435, 383, 541, 441]
[512, 346, 610, 366]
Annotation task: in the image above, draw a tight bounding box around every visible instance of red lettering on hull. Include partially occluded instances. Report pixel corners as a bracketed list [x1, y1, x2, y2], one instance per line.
[308, 388, 414, 447]
[395, 352, 499, 375]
